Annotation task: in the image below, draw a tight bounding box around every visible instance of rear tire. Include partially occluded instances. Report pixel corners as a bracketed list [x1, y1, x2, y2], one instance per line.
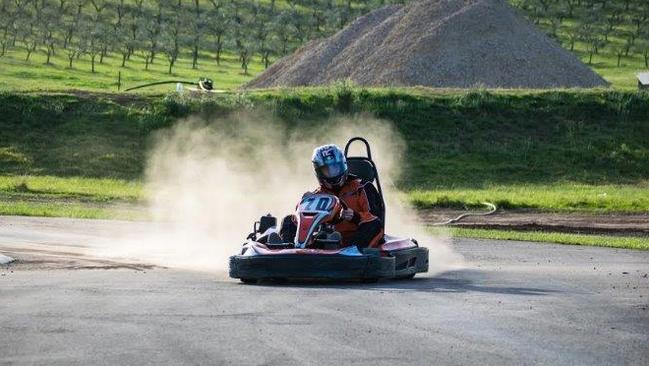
[361, 278, 379, 284]
[240, 278, 258, 284]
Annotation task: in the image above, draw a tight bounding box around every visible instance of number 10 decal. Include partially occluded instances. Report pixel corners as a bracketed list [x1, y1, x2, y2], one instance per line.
[302, 196, 331, 211]
[315, 197, 330, 210]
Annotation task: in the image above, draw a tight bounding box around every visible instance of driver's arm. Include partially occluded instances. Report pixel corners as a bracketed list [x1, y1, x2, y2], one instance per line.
[344, 186, 375, 225]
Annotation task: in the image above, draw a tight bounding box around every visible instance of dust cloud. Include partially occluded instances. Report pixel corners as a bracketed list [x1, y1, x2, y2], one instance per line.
[99, 112, 462, 275]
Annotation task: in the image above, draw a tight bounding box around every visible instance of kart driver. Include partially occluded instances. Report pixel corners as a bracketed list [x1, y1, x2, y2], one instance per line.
[279, 144, 384, 248]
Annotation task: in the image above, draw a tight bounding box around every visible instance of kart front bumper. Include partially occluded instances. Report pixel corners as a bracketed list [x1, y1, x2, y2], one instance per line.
[229, 247, 428, 281]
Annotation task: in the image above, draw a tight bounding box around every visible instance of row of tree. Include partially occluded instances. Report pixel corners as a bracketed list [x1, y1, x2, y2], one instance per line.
[1, 0, 648, 75]
[514, 0, 649, 66]
[0, 0, 406, 74]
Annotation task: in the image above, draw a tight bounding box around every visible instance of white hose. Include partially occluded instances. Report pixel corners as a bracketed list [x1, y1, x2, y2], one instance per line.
[429, 202, 497, 226]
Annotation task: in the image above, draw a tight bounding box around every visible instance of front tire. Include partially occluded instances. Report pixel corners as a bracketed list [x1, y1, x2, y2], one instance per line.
[240, 278, 258, 284]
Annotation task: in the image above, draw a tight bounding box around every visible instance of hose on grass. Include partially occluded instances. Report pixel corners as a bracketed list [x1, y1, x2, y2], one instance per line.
[124, 78, 217, 92]
[429, 202, 497, 226]
[124, 80, 198, 92]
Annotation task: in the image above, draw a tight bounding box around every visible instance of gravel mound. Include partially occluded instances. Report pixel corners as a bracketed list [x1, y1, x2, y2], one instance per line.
[246, 0, 608, 89]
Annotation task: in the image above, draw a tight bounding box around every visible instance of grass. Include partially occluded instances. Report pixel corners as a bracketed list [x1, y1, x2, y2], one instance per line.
[439, 227, 649, 251]
[545, 26, 649, 91]
[0, 199, 140, 220]
[0, 89, 647, 215]
[409, 183, 649, 213]
[0, 175, 144, 220]
[0, 175, 142, 201]
[0, 47, 263, 93]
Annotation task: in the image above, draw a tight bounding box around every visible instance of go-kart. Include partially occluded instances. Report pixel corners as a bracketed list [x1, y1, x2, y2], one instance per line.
[229, 137, 429, 283]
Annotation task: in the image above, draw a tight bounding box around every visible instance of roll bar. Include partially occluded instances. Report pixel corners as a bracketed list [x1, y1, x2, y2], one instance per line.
[344, 137, 372, 160]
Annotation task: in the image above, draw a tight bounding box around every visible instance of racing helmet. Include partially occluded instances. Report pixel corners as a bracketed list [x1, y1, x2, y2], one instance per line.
[312, 144, 348, 189]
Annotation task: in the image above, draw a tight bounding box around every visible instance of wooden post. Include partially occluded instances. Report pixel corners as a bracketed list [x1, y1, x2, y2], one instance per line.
[117, 71, 121, 91]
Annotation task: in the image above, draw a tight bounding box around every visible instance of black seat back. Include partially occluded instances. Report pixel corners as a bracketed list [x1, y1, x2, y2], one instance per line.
[347, 158, 376, 184]
[344, 138, 386, 225]
[347, 158, 385, 223]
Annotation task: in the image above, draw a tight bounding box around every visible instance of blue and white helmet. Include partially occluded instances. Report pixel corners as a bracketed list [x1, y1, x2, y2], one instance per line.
[312, 144, 348, 189]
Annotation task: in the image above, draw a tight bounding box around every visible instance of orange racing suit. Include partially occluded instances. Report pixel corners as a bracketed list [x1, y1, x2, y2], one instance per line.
[314, 176, 383, 247]
[280, 175, 384, 248]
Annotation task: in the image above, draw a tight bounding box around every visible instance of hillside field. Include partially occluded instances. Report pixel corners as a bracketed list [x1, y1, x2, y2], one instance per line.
[1, 88, 647, 218]
[1, 0, 648, 91]
[1, 34, 646, 92]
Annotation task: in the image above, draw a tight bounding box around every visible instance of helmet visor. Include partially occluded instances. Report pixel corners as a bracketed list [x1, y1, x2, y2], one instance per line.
[318, 162, 346, 179]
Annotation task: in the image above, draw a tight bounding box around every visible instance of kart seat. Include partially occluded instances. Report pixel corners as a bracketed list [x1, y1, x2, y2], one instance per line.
[347, 158, 376, 184]
[347, 158, 385, 224]
[345, 137, 387, 226]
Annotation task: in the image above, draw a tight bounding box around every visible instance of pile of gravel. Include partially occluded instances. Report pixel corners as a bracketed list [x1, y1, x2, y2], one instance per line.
[245, 0, 608, 89]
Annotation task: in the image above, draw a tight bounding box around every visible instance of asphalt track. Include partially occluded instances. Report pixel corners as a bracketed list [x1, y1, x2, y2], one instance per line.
[1, 216, 648, 366]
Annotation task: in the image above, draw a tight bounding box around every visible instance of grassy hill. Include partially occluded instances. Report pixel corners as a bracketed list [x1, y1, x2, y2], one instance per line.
[1, 89, 647, 218]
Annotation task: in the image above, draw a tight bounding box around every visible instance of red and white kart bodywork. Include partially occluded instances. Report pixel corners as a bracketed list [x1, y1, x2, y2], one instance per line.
[229, 138, 429, 283]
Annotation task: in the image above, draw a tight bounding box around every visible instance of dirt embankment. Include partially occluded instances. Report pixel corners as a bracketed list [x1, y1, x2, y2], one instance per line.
[420, 209, 649, 236]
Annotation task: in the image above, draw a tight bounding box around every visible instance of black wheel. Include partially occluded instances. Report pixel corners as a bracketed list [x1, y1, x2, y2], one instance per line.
[240, 278, 258, 284]
[361, 278, 379, 284]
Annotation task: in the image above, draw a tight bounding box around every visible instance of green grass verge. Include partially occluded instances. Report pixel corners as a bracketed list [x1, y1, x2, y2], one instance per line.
[409, 183, 649, 213]
[0, 175, 142, 201]
[4, 177, 649, 214]
[437, 227, 649, 251]
[0, 199, 141, 220]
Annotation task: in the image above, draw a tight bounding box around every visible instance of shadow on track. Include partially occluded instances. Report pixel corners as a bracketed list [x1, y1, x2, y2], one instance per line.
[246, 270, 557, 296]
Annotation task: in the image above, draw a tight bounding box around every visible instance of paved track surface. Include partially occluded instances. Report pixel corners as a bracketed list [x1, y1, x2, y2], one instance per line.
[1, 216, 648, 366]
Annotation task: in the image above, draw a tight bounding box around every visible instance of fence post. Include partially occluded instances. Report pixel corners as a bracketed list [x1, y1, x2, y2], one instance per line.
[117, 71, 121, 91]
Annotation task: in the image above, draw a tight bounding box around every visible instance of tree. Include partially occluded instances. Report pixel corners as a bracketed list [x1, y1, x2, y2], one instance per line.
[207, 0, 228, 65]
[274, 10, 297, 56]
[78, 14, 103, 73]
[89, 0, 112, 63]
[160, 0, 182, 74]
[140, 4, 162, 70]
[238, 36, 256, 75]
[579, 22, 604, 65]
[251, 1, 274, 68]
[16, 0, 46, 61]
[65, 32, 83, 68]
[228, 1, 256, 75]
[126, 0, 146, 61]
[0, 0, 17, 57]
[630, 2, 649, 39]
[189, 0, 206, 69]
[115, 1, 137, 67]
[40, 0, 72, 63]
[62, 0, 83, 50]
[603, 2, 625, 42]
[564, 23, 580, 51]
[636, 33, 649, 68]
